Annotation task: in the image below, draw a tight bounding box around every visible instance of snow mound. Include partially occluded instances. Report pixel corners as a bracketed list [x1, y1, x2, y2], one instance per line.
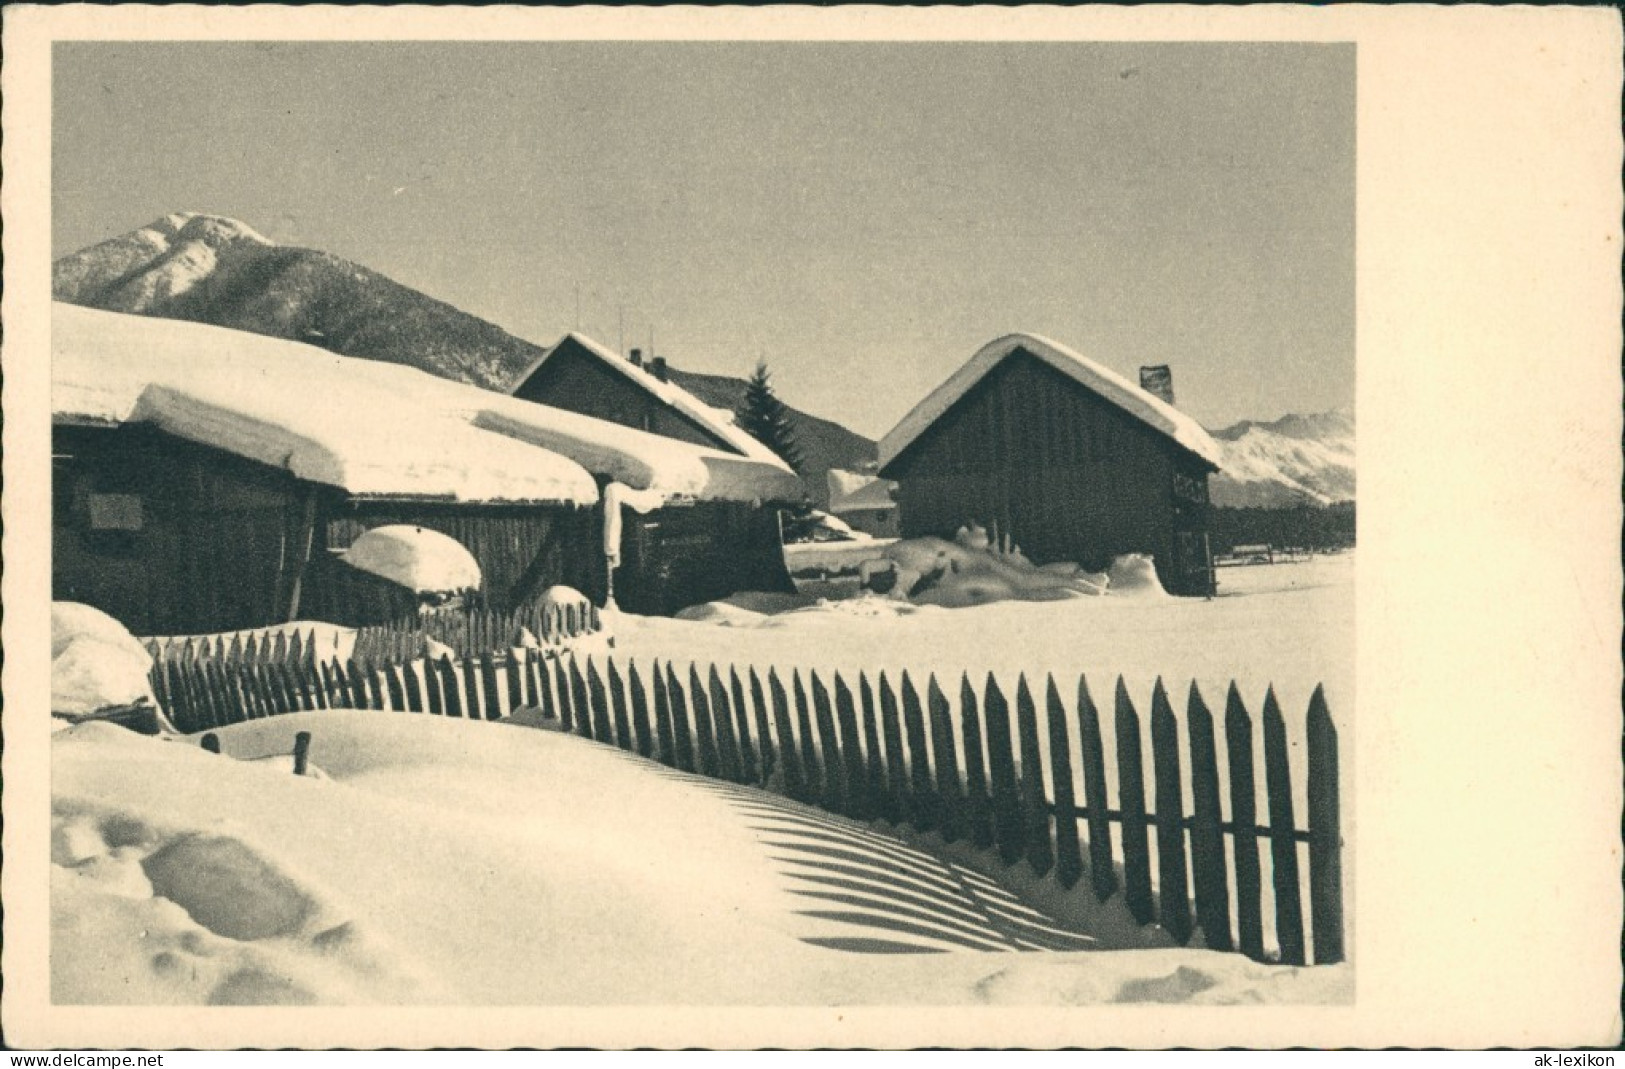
[51, 603, 161, 723]
[53, 602, 151, 661]
[341, 526, 481, 594]
[1106, 554, 1169, 598]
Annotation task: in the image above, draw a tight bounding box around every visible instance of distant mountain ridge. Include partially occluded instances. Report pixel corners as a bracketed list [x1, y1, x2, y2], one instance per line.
[53, 213, 877, 500]
[1208, 407, 1355, 508]
[55, 214, 1347, 512]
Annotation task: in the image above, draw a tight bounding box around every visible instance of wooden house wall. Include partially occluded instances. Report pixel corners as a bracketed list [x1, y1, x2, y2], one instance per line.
[616, 501, 794, 616]
[53, 424, 608, 635]
[513, 342, 737, 454]
[53, 424, 311, 635]
[883, 350, 1214, 595]
[311, 504, 605, 625]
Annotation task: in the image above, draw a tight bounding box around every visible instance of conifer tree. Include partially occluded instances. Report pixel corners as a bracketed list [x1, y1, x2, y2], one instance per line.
[736, 361, 805, 473]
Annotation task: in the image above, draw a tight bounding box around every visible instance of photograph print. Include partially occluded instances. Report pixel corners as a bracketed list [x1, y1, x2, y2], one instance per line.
[43, 37, 1355, 1009]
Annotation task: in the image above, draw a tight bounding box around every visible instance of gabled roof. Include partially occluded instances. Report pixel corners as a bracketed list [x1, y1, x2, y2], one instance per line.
[878, 333, 1223, 472]
[512, 332, 794, 469]
[53, 303, 802, 506]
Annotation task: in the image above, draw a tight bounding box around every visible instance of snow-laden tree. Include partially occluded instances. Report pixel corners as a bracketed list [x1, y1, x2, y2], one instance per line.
[736, 361, 805, 474]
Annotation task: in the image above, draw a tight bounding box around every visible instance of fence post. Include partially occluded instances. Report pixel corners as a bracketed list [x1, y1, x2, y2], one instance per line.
[833, 672, 869, 819]
[749, 667, 776, 787]
[1045, 675, 1084, 890]
[384, 662, 408, 712]
[1150, 678, 1193, 944]
[858, 673, 888, 816]
[586, 658, 614, 741]
[982, 673, 1025, 865]
[292, 731, 312, 776]
[688, 664, 722, 778]
[462, 654, 484, 721]
[914, 676, 962, 844]
[1306, 684, 1345, 965]
[627, 661, 655, 758]
[792, 670, 824, 804]
[809, 670, 848, 814]
[568, 657, 592, 738]
[438, 656, 465, 718]
[200, 732, 220, 754]
[479, 654, 503, 719]
[610, 658, 635, 750]
[1115, 677, 1155, 926]
[709, 665, 744, 782]
[899, 671, 937, 832]
[1015, 674, 1053, 878]
[767, 668, 806, 801]
[423, 654, 445, 713]
[730, 667, 760, 784]
[1263, 686, 1307, 966]
[507, 649, 526, 716]
[664, 662, 696, 772]
[876, 671, 907, 823]
[1185, 682, 1234, 952]
[959, 673, 995, 849]
[652, 660, 678, 766]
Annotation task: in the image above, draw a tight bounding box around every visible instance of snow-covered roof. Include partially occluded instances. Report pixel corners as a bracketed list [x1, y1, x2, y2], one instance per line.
[52, 303, 801, 507]
[53, 303, 600, 505]
[878, 333, 1224, 471]
[513, 332, 794, 469]
[825, 469, 897, 513]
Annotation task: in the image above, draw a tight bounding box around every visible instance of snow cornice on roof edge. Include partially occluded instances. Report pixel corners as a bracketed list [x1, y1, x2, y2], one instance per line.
[877, 333, 1224, 472]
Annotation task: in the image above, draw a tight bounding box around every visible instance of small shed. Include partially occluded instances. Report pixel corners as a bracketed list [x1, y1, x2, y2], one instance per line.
[878, 333, 1223, 597]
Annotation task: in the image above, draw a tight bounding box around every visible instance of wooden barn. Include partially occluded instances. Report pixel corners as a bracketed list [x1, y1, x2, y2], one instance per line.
[502, 331, 806, 613]
[52, 304, 605, 634]
[52, 304, 801, 632]
[511, 333, 780, 461]
[877, 333, 1223, 597]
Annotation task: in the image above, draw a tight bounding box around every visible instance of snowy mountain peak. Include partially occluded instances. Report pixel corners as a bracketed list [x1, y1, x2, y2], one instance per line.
[155, 212, 277, 249]
[1208, 407, 1355, 508]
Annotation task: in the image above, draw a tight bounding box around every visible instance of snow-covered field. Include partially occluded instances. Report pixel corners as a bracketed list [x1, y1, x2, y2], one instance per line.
[51, 554, 1353, 1006]
[635, 553, 1353, 716]
[54, 710, 1350, 1005]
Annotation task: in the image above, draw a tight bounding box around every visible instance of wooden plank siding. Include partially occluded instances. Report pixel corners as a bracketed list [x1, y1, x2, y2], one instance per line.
[882, 349, 1215, 596]
[511, 339, 739, 454]
[616, 500, 795, 616]
[53, 424, 604, 633]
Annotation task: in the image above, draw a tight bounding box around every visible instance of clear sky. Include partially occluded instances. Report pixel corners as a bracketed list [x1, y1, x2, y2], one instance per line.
[54, 41, 1353, 438]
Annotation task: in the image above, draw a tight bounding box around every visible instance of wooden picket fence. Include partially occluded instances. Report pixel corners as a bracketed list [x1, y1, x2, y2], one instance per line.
[151, 641, 1343, 967]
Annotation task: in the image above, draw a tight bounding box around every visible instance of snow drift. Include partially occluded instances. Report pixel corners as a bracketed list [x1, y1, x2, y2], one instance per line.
[52, 710, 1350, 1005]
[51, 603, 165, 729]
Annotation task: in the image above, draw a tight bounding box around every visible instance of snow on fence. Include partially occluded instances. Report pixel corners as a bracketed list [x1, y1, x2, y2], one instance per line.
[145, 603, 603, 670]
[150, 639, 1343, 968]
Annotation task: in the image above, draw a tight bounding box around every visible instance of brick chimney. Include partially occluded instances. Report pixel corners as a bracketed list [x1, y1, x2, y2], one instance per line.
[629, 347, 643, 368]
[1139, 365, 1175, 406]
[650, 356, 668, 382]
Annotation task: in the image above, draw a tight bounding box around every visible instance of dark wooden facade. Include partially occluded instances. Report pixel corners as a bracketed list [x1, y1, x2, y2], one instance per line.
[616, 501, 793, 616]
[52, 424, 603, 635]
[879, 349, 1217, 596]
[53, 423, 794, 633]
[512, 338, 739, 454]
